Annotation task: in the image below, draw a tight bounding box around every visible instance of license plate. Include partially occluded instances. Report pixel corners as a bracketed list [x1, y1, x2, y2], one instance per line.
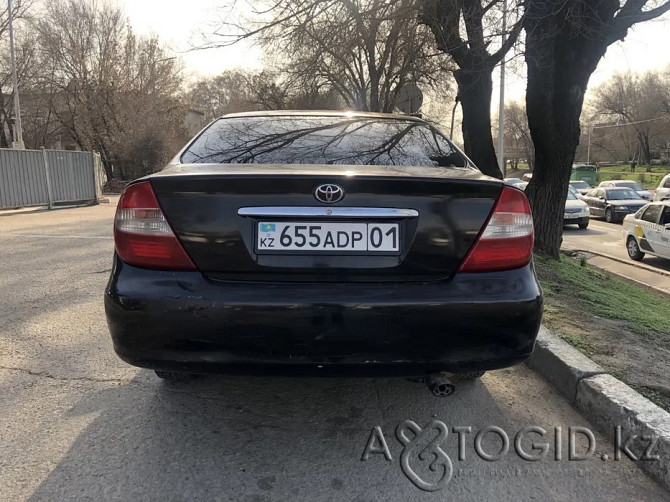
[257, 222, 400, 252]
[564, 213, 579, 219]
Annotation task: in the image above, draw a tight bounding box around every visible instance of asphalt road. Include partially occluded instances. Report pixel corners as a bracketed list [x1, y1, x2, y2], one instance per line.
[0, 201, 668, 501]
[562, 218, 670, 274]
[562, 218, 670, 295]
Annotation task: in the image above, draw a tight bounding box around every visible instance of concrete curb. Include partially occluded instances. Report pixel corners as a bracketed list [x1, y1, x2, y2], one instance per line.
[527, 326, 670, 491]
[564, 247, 670, 278]
[527, 327, 605, 401]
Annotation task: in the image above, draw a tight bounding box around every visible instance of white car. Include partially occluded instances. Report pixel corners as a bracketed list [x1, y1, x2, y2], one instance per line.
[622, 201, 670, 261]
[504, 177, 523, 186]
[653, 174, 670, 201]
[568, 184, 584, 200]
[569, 179, 593, 196]
[564, 190, 590, 229]
[598, 180, 652, 200]
[512, 184, 589, 227]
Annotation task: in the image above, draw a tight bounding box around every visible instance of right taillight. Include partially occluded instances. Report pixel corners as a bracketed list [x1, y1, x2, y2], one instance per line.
[114, 181, 196, 270]
[458, 185, 534, 273]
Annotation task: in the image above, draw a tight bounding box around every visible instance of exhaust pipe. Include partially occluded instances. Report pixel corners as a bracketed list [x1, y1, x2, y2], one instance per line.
[425, 372, 455, 397]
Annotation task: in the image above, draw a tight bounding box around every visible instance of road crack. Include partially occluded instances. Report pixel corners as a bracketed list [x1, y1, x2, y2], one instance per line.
[0, 364, 132, 385]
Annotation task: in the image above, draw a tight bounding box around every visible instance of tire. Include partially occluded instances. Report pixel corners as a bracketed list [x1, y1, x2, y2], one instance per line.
[604, 207, 614, 223]
[578, 221, 589, 229]
[626, 237, 645, 261]
[454, 371, 486, 380]
[154, 370, 197, 382]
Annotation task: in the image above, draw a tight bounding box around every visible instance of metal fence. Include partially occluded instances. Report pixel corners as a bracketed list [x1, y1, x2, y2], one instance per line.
[0, 148, 103, 210]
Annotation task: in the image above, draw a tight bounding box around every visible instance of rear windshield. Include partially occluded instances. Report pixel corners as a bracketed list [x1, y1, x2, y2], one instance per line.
[615, 181, 644, 191]
[606, 189, 639, 200]
[180, 116, 469, 167]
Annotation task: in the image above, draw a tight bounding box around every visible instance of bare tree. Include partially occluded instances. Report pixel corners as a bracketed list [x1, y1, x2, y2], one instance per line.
[188, 70, 254, 122]
[204, 0, 452, 113]
[593, 70, 670, 171]
[0, 0, 37, 147]
[188, 69, 344, 120]
[524, 0, 670, 257]
[37, 0, 188, 179]
[420, 0, 524, 178]
[500, 100, 534, 172]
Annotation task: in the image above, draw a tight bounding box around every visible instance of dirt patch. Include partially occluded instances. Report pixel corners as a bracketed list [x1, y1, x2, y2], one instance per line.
[536, 254, 670, 411]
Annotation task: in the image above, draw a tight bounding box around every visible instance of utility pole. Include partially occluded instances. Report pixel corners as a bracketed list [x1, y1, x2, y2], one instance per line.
[449, 96, 460, 139]
[496, 0, 507, 175]
[8, 0, 25, 149]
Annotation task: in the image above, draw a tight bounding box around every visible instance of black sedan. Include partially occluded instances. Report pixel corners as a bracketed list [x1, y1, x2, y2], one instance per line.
[104, 111, 542, 387]
[582, 187, 648, 223]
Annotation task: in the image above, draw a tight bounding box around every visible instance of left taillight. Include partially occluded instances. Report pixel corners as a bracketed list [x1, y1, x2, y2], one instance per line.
[114, 181, 196, 270]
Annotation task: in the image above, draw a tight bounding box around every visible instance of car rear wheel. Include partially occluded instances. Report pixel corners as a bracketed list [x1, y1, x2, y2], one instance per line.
[626, 237, 645, 261]
[154, 370, 197, 382]
[604, 207, 614, 223]
[578, 221, 589, 229]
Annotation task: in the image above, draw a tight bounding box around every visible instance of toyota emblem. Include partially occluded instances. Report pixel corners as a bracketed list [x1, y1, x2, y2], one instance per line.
[314, 184, 345, 204]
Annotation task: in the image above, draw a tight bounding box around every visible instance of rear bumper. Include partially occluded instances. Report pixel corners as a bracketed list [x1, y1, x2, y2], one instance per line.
[563, 216, 589, 225]
[104, 257, 543, 377]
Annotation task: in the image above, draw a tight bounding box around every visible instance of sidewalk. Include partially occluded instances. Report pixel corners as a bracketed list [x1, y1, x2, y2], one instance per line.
[561, 246, 670, 296]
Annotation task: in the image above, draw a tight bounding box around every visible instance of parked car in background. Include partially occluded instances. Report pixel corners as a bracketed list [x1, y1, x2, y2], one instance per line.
[582, 187, 648, 223]
[569, 179, 592, 195]
[598, 180, 652, 200]
[568, 184, 584, 200]
[522, 173, 533, 182]
[564, 190, 590, 229]
[104, 111, 542, 384]
[504, 177, 523, 186]
[622, 201, 670, 261]
[653, 174, 670, 201]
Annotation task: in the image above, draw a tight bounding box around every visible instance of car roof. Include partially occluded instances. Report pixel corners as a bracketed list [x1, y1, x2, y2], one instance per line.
[601, 180, 639, 184]
[218, 110, 426, 122]
[602, 187, 636, 191]
[648, 200, 670, 207]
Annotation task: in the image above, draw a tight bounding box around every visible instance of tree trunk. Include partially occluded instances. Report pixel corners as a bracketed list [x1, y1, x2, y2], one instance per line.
[524, 31, 604, 257]
[523, 0, 613, 258]
[0, 119, 8, 148]
[454, 68, 502, 179]
[637, 133, 652, 172]
[96, 144, 115, 180]
[0, 94, 9, 148]
[523, 0, 670, 257]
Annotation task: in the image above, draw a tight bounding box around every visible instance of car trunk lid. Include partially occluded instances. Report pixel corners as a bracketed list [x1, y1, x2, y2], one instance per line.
[150, 163, 502, 282]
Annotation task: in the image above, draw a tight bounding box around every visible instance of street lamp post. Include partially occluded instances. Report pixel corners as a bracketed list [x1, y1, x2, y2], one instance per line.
[497, 0, 507, 175]
[7, 0, 24, 149]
